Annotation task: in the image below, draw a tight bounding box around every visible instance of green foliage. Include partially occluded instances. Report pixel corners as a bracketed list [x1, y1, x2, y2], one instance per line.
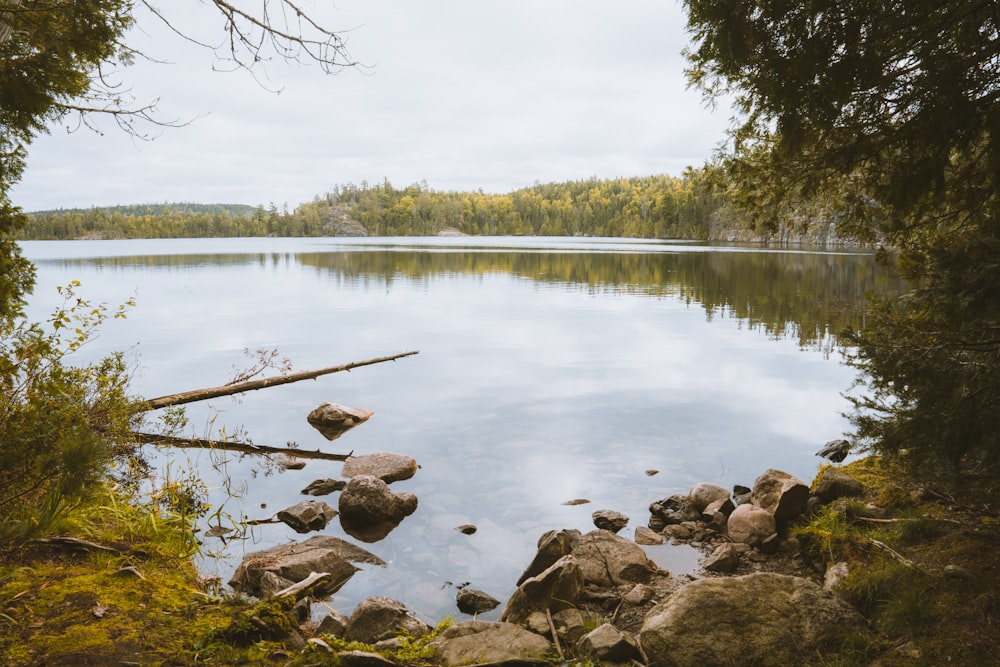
[840, 563, 939, 639]
[682, 0, 1000, 483]
[19, 170, 732, 240]
[0, 281, 140, 542]
[0, 0, 134, 318]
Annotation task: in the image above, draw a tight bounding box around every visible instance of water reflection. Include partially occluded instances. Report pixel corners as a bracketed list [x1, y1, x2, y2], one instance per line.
[19, 238, 905, 624]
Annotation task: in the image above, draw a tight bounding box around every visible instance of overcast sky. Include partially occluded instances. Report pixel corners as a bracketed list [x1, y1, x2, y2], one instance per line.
[12, 1, 733, 212]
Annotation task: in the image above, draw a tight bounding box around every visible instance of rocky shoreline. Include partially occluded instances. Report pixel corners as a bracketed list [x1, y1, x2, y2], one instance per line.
[228, 455, 876, 666]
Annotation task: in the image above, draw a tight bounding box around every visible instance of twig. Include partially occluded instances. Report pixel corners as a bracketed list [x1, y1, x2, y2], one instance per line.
[868, 538, 927, 574]
[546, 608, 564, 661]
[141, 350, 419, 410]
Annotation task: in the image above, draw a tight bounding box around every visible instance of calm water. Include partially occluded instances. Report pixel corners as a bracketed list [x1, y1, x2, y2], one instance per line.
[19, 236, 901, 622]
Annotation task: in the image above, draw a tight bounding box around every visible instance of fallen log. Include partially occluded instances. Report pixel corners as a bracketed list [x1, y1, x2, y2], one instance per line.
[141, 350, 419, 410]
[131, 431, 352, 462]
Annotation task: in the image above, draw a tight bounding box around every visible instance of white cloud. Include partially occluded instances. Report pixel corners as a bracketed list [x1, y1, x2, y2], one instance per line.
[12, 1, 731, 211]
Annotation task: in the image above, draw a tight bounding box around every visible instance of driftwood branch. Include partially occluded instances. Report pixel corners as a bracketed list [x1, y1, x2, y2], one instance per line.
[868, 538, 927, 574]
[141, 350, 419, 410]
[131, 432, 351, 461]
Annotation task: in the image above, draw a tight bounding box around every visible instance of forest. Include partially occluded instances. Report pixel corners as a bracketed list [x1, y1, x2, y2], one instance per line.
[17, 169, 733, 241]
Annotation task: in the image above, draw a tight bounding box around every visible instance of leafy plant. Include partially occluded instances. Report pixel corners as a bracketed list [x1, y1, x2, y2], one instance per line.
[0, 282, 140, 541]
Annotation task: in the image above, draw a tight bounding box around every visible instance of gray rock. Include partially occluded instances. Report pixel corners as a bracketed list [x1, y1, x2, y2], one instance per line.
[428, 620, 552, 666]
[702, 542, 740, 573]
[516, 528, 580, 585]
[229, 535, 385, 598]
[576, 622, 641, 663]
[276, 500, 338, 533]
[501, 554, 583, 624]
[634, 525, 665, 545]
[307, 402, 374, 441]
[752, 468, 810, 527]
[551, 608, 588, 644]
[592, 509, 629, 533]
[726, 503, 776, 547]
[733, 484, 752, 505]
[812, 468, 865, 504]
[316, 609, 349, 637]
[456, 524, 477, 535]
[572, 529, 661, 587]
[650, 494, 701, 525]
[689, 482, 730, 512]
[338, 474, 418, 527]
[342, 452, 418, 483]
[640, 573, 873, 667]
[456, 588, 500, 615]
[301, 478, 346, 496]
[343, 596, 431, 644]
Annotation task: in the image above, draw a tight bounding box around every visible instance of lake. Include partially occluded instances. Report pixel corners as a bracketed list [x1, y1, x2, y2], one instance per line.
[18, 236, 901, 623]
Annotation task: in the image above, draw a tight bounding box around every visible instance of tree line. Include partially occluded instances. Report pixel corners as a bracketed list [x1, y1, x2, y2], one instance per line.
[18, 169, 729, 240]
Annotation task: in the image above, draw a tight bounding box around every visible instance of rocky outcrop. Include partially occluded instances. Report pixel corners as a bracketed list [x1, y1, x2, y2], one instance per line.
[640, 573, 871, 667]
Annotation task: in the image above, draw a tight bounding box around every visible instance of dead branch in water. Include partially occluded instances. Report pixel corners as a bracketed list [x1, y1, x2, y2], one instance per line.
[141, 350, 419, 410]
[131, 432, 351, 462]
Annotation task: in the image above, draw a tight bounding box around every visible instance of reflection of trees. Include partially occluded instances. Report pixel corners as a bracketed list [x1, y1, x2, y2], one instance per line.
[44, 247, 905, 347]
[296, 250, 905, 347]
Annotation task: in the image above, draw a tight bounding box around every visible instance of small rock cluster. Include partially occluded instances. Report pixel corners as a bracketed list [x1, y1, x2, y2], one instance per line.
[229, 464, 875, 666]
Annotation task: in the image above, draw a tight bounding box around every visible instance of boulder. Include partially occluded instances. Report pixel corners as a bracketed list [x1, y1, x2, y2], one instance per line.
[726, 503, 776, 547]
[307, 402, 374, 441]
[342, 452, 418, 483]
[592, 509, 629, 533]
[812, 468, 865, 504]
[752, 469, 810, 526]
[456, 588, 500, 615]
[343, 596, 431, 644]
[275, 500, 337, 533]
[732, 484, 753, 506]
[428, 620, 552, 666]
[500, 554, 583, 624]
[571, 529, 661, 587]
[576, 623, 642, 664]
[229, 535, 385, 599]
[338, 474, 418, 527]
[689, 482, 730, 512]
[640, 573, 872, 667]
